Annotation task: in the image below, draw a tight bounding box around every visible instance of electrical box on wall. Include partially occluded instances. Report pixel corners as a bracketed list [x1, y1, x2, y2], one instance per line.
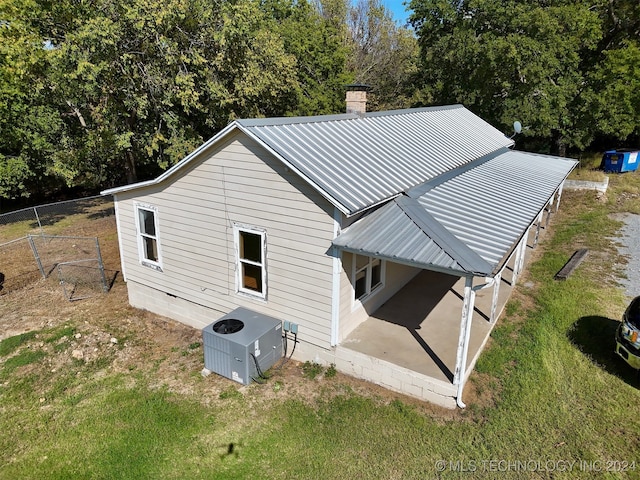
[202, 307, 283, 385]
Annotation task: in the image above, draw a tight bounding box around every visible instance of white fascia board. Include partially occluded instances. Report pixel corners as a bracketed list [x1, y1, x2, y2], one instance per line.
[100, 122, 240, 196]
[234, 123, 353, 216]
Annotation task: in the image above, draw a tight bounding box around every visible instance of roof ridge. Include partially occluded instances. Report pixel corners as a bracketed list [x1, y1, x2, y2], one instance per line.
[235, 104, 467, 128]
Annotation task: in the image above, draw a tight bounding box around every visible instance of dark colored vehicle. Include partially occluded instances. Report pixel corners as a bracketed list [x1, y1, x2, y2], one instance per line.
[615, 296, 640, 370]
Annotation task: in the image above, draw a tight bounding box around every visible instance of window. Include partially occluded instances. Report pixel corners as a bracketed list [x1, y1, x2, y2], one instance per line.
[234, 224, 267, 299]
[135, 203, 162, 271]
[353, 254, 384, 301]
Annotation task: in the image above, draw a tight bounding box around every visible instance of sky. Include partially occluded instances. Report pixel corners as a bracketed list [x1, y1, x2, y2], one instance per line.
[382, 0, 410, 26]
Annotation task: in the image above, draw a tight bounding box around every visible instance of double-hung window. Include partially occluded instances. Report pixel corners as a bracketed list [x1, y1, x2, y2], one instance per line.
[234, 224, 267, 299]
[353, 254, 384, 302]
[135, 203, 162, 271]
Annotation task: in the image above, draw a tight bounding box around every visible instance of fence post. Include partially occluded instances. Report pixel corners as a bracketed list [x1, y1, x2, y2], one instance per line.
[95, 238, 108, 292]
[27, 235, 46, 278]
[33, 207, 43, 236]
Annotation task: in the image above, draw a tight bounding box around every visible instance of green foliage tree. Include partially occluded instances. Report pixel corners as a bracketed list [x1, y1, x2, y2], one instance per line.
[409, 0, 639, 155]
[0, 0, 65, 202]
[1, 0, 299, 194]
[347, 0, 419, 110]
[270, 0, 352, 115]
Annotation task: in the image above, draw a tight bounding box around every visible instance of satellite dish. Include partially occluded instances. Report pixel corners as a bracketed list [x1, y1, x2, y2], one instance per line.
[513, 121, 522, 134]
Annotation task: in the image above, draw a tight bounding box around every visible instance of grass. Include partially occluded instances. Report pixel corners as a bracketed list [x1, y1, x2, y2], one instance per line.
[1, 172, 640, 478]
[568, 151, 607, 181]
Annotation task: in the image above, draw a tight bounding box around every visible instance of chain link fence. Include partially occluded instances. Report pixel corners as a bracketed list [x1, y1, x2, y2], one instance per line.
[0, 195, 114, 239]
[0, 195, 116, 299]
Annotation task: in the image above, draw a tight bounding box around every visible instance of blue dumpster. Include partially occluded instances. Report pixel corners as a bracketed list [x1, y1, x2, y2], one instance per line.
[602, 149, 639, 173]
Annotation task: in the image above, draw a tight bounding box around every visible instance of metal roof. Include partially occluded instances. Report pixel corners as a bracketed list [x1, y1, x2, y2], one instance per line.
[333, 149, 577, 276]
[237, 105, 514, 215]
[104, 105, 513, 216]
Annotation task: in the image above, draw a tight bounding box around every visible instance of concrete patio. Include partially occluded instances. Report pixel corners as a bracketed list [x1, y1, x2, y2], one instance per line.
[340, 268, 514, 383]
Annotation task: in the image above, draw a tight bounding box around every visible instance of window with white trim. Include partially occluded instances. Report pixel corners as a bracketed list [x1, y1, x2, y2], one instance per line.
[135, 203, 162, 271]
[353, 254, 384, 301]
[234, 224, 267, 299]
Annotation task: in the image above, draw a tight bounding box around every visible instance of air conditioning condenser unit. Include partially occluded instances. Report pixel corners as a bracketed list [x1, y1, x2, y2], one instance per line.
[202, 307, 283, 385]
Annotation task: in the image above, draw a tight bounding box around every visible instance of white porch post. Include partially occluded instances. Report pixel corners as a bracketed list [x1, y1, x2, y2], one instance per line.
[512, 240, 522, 286]
[330, 208, 342, 347]
[490, 272, 501, 323]
[454, 276, 475, 408]
[555, 181, 565, 213]
[517, 226, 530, 274]
[533, 209, 543, 247]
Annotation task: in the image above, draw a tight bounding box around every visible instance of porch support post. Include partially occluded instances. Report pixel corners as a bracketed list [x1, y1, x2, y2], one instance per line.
[490, 272, 501, 323]
[515, 228, 529, 279]
[512, 240, 523, 286]
[555, 181, 565, 213]
[533, 210, 543, 247]
[330, 207, 342, 347]
[454, 276, 475, 408]
[545, 191, 556, 229]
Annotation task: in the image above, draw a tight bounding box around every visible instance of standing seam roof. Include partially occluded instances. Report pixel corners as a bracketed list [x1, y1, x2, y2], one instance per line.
[333, 149, 577, 276]
[239, 105, 513, 215]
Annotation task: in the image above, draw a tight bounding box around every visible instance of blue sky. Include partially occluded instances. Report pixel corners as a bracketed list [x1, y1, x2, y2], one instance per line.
[382, 0, 410, 25]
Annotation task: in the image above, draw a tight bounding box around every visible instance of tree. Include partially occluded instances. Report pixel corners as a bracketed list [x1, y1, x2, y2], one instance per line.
[409, 0, 639, 155]
[346, 0, 419, 110]
[270, 0, 352, 116]
[0, 0, 66, 202]
[0, 0, 299, 194]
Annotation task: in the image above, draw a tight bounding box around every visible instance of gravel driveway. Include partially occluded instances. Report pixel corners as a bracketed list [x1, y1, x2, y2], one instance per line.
[614, 213, 640, 299]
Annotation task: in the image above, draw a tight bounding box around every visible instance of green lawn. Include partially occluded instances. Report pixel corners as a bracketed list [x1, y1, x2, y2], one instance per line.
[1, 173, 640, 479]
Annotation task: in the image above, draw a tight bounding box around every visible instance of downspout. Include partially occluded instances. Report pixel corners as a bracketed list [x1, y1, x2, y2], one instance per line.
[330, 207, 342, 346]
[455, 275, 496, 408]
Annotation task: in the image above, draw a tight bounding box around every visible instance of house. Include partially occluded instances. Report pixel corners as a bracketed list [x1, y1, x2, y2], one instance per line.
[102, 91, 577, 408]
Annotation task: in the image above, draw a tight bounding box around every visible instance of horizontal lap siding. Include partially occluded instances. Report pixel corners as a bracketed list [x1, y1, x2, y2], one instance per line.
[115, 132, 335, 348]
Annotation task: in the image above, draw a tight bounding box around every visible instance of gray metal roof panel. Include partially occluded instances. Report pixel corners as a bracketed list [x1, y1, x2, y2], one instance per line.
[333, 150, 577, 276]
[240, 105, 514, 215]
[332, 201, 466, 274]
[419, 150, 577, 268]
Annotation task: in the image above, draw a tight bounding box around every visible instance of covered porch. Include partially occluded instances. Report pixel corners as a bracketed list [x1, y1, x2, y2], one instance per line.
[332, 235, 529, 409]
[341, 269, 512, 384]
[329, 150, 575, 408]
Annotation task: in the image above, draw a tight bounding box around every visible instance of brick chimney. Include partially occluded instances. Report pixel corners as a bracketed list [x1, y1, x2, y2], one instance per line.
[345, 84, 371, 116]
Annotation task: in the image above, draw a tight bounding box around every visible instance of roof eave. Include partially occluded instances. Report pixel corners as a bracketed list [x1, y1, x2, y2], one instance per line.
[335, 244, 475, 277]
[100, 122, 240, 196]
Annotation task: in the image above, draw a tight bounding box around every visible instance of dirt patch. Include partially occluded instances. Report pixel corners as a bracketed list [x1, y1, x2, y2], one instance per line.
[1, 274, 462, 419]
[1, 210, 464, 421]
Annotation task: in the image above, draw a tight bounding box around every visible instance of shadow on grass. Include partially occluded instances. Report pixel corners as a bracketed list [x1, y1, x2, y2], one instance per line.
[568, 315, 639, 388]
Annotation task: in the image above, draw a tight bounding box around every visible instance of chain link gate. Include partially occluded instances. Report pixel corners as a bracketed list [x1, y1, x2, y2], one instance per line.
[28, 234, 109, 301]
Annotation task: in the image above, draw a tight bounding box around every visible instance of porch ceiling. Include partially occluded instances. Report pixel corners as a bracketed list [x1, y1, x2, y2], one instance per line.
[332, 148, 577, 277]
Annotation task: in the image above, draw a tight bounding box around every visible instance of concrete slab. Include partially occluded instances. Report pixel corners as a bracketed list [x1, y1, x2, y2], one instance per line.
[340, 227, 540, 389]
[341, 270, 514, 383]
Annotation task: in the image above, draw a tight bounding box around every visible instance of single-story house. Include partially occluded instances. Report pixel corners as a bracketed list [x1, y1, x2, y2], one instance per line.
[102, 90, 577, 408]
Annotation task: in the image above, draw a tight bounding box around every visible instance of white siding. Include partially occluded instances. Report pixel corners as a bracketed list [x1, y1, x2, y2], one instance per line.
[114, 132, 336, 348]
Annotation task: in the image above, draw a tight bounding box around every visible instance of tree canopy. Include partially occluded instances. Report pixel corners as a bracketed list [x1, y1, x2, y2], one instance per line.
[9, 0, 637, 201]
[0, 0, 416, 203]
[409, 0, 640, 155]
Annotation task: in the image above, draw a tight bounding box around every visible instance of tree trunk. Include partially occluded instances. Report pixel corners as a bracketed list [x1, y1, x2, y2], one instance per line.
[125, 151, 137, 185]
[552, 130, 567, 157]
